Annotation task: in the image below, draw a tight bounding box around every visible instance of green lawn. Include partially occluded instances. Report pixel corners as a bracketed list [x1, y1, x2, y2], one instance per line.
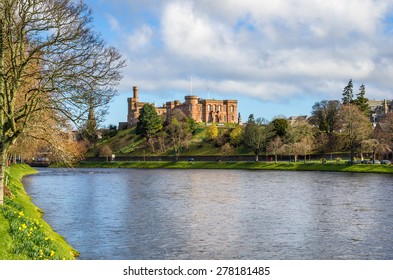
[75, 161, 393, 174]
[0, 210, 26, 259]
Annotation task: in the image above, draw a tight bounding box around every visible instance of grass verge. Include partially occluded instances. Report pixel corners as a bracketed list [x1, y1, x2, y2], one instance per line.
[0, 164, 78, 260]
[73, 161, 393, 174]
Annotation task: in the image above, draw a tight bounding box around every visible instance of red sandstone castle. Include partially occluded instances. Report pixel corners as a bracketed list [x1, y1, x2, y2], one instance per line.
[123, 86, 238, 127]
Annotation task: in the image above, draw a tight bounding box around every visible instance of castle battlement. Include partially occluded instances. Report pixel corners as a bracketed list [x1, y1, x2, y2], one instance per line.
[123, 86, 238, 128]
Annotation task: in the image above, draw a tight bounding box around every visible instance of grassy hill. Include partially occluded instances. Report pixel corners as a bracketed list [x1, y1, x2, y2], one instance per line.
[91, 124, 252, 158]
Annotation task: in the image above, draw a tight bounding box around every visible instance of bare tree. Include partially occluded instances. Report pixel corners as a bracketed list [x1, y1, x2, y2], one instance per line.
[361, 139, 379, 162]
[166, 118, 185, 161]
[311, 100, 340, 135]
[285, 123, 315, 162]
[375, 112, 393, 149]
[337, 104, 373, 161]
[99, 145, 112, 162]
[361, 139, 392, 162]
[244, 123, 272, 162]
[8, 108, 87, 163]
[298, 136, 314, 163]
[0, 0, 125, 205]
[267, 136, 283, 163]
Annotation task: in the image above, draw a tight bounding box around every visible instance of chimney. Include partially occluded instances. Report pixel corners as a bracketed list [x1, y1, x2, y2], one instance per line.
[133, 86, 138, 100]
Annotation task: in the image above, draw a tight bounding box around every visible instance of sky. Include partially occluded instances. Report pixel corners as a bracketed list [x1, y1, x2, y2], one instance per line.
[84, 0, 393, 126]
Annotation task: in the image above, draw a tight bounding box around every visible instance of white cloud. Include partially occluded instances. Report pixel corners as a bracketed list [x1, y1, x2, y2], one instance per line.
[106, 14, 121, 31]
[104, 0, 393, 110]
[162, 2, 238, 61]
[126, 25, 154, 52]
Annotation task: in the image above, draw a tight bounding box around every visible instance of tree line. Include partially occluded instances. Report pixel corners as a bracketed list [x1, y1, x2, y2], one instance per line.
[135, 79, 393, 163]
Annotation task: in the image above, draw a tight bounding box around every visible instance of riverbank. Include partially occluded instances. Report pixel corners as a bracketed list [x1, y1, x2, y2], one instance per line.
[0, 164, 78, 260]
[74, 161, 393, 174]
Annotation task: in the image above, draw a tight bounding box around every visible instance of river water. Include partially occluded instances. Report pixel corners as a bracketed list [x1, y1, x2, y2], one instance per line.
[23, 168, 393, 260]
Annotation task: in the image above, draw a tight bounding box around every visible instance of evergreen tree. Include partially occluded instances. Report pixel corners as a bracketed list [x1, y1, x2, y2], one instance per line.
[342, 79, 354, 104]
[354, 84, 370, 116]
[270, 118, 289, 138]
[247, 114, 255, 124]
[185, 116, 197, 134]
[136, 104, 162, 141]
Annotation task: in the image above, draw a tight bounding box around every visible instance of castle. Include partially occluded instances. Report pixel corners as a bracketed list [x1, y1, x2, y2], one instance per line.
[120, 86, 238, 128]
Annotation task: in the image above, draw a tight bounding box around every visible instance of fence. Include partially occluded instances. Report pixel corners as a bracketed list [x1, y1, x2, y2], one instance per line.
[83, 153, 353, 163]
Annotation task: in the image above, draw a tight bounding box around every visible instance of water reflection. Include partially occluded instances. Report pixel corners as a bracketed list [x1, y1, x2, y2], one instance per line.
[24, 168, 393, 260]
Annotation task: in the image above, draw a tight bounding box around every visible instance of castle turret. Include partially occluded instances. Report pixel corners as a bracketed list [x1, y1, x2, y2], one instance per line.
[185, 95, 199, 121]
[133, 86, 139, 100]
[127, 85, 142, 125]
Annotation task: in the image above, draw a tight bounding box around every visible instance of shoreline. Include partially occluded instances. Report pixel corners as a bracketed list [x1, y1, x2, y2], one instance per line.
[0, 164, 78, 260]
[72, 161, 393, 174]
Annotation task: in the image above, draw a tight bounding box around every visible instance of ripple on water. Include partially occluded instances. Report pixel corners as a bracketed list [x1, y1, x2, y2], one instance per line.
[24, 168, 393, 260]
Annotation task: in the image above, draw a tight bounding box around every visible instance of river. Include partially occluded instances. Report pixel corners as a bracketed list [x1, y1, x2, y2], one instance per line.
[23, 168, 393, 260]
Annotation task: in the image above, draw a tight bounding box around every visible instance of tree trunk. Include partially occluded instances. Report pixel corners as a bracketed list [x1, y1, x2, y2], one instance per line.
[350, 149, 355, 162]
[0, 17, 5, 206]
[255, 154, 259, 162]
[0, 147, 7, 206]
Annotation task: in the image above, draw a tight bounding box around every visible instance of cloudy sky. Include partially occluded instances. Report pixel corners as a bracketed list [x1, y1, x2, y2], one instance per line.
[85, 0, 393, 126]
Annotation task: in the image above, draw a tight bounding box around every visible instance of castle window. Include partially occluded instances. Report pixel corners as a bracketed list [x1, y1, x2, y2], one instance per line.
[231, 105, 234, 113]
[219, 105, 222, 112]
[208, 104, 211, 112]
[213, 105, 216, 112]
[189, 104, 192, 111]
[224, 116, 227, 122]
[232, 115, 235, 122]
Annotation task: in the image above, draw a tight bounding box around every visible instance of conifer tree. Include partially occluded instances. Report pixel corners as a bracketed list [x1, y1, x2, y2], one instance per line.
[247, 114, 255, 124]
[136, 104, 163, 141]
[342, 79, 354, 104]
[354, 84, 370, 116]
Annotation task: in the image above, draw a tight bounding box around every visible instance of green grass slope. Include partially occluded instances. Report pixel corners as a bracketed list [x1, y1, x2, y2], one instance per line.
[93, 125, 249, 157]
[0, 164, 78, 260]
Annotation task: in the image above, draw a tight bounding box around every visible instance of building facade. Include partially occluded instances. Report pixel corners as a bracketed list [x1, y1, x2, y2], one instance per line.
[124, 86, 238, 127]
[369, 99, 393, 125]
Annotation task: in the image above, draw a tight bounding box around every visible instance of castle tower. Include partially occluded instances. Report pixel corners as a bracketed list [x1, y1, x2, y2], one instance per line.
[133, 86, 139, 100]
[127, 86, 141, 125]
[185, 95, 199, 121]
